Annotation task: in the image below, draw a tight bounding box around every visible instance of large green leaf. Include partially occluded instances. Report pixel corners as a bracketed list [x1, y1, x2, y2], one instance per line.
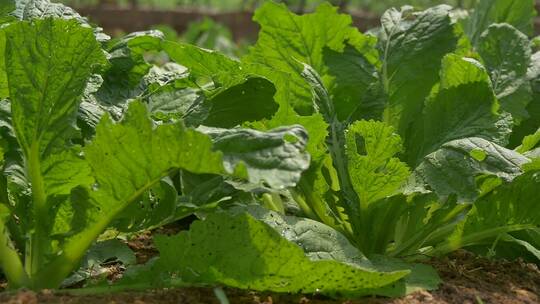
[378, 5, 459, 140]
[408, 137, 529, 202]
[406, 55, 511, 165]
[465, 0, 536, 46]
[147, 212, 409, 297]
[5, 18, 106, 158]
[244, 2, 377, 115]
[245, 206, 441, 297]
[344, 121, 410, 253]
[36, 101, 227, 288]
[478, 24, 531, 123]
[0, 18, 108, 288]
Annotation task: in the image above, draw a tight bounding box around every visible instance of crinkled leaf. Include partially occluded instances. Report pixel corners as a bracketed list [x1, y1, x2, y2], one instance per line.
[6, 0, 109, 41]
[244, 205, 370, 265]
[5, 18, 106, 158]
[87, 31, 163, 122]
[106, 30, 164, 88]
[245, 206, 440, 296]
[198, 125, 310, 189]
[346, 120, 409, 209]
[245, 2, 376, 115]
[160, 42, 279, 127]
[408, 137, 529, 202]
[38, 101, 228, 288]
[152, 212, 408, 297]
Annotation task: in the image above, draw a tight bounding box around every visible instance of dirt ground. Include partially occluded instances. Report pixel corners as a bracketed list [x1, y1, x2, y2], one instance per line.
[1, 249, 538, 304]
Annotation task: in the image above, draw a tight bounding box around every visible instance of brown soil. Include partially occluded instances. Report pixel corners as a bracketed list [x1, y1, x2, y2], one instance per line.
[1, 250, 538, 304]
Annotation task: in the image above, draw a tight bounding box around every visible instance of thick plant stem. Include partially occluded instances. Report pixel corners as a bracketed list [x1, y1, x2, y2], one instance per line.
[0, 217, 29, 288]
[261, 193, 284, 213]
[26, 143, 48, 281]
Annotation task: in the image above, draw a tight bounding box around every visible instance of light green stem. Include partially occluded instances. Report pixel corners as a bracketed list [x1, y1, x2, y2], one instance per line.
[261, 193, 284, 213]
[26, 143, 48, 281]
[0, 217, 29, 288]
[427, 224, 535, 256]
[34, 172, 174, 289]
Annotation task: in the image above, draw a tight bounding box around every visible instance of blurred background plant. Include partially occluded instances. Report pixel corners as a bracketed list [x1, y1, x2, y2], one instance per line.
[58, 0, 537, 57]
[60, 0, 477, 13]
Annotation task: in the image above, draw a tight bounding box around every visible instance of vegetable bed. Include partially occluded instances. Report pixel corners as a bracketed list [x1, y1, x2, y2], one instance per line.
[0, 0, 539, 302]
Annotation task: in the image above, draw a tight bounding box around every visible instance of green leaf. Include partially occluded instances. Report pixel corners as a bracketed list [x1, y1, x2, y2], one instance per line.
[245, 2, 376, 115]
[5, 18, 106, 158]
[346, 120, 409, 209]
[433, 167, 540, 255]
[163, 40, 241, 81]
[150, 212, 409, 297]
[516, 128, 540, 153]
[407, 56, 511, 165]
[378, 5, 459, 140]
[106, 30, 164, 88]
[198, 125, 310, 189]
[322, 43, 379, 121]
[409, 137, 529, 202]
[202, 77, 278, 128]
[478, 24, 532, 123]
[510, 51, 540, 147]
[0, 32, 7, 99]
[245, 206, 441, 296]
[160, 42, 279, 127]
[87, 31, 163, 120]
[244, 205, 370, 264]
[368, 255, 441, 297]
[465, 0, 536, 46]
[36, 101, 227, 288]
[439, 54, 490, 88]
[7, 0, 109, 41]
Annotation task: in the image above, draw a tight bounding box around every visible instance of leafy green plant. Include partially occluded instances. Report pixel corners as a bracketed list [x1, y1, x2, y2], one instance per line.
[1, 0, 540, 299]
[240, 0, 540, 260]
[0, 0, 311, 290]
